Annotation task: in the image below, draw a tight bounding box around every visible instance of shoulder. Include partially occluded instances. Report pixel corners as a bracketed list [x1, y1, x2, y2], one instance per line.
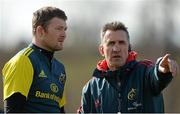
[137, 59, 154, 67]
[82, 77, 97, 93]
[4, 47, 33, 67]
[2, 47, 34, 74]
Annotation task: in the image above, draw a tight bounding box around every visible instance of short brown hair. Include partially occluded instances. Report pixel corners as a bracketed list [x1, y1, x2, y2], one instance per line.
[101, 21, 130, 42]
[32, 6, 67, 35]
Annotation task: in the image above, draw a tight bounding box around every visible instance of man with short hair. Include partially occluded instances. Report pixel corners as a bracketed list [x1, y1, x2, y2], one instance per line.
[78, 21, 178, 113]
[2, 6, 68, 112]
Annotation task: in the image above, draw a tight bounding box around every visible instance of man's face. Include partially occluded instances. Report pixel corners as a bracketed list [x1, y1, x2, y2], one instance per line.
[42, 17, 67, 51]
[99, 30, 129, 70]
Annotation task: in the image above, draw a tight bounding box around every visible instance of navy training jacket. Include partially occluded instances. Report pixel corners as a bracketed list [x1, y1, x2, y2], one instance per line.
[79, 52, 173, 113]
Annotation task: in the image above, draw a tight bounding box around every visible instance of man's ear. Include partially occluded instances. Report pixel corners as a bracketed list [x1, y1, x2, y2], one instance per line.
[36, 26, 45, 38]
[99, 45, 105, 56]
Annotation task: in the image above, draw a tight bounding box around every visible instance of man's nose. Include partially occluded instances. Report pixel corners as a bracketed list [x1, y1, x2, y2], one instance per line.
[61, 30, 66, 39]
[112, 44, 120, 52]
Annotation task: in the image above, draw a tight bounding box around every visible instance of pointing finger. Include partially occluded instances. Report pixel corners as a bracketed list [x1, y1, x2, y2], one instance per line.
[162, 54, 170, 62]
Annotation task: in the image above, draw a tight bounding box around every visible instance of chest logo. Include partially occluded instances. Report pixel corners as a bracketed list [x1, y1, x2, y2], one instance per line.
[128, 88, 136, 100]
[39, 70, 47, 78]
[59, 73, 66, 84]
[50, 83, 59, 93]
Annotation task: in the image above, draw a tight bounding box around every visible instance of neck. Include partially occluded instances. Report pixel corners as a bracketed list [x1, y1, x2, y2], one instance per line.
[108, 65, 121, 71]
[32, 38, 53, 52]
[31, 43, 54, 61]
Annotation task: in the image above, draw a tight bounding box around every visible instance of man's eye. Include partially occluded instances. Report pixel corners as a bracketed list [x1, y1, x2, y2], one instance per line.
[56, 27, 67, 31]
[108, 42, 114, 46]
[56, 28, 62, 30]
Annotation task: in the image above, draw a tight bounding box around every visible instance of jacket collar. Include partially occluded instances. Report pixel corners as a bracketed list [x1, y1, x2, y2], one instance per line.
[97, 51, 137, 72]
[29, 43, 54, 61]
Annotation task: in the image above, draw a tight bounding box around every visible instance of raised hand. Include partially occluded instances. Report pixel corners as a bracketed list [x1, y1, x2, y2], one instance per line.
[158, 54, 179, 77]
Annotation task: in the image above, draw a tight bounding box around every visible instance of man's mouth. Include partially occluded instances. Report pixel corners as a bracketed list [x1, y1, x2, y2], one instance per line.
[112, 55, 121, 59]
[58, 40, 64, 43]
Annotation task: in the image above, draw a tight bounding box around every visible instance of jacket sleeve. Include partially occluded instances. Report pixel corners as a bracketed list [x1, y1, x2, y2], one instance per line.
[145, 59, 173, 95]
[4, 92, 26, 113]
[78, 81, 96, 113]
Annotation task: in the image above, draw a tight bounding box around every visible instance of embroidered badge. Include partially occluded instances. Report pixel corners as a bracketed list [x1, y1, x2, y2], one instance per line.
[50, 83, 59, 93]
[128, 88, 136, 100]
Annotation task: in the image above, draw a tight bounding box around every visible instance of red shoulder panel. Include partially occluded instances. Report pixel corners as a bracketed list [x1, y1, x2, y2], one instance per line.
[139, 59, 154, 67]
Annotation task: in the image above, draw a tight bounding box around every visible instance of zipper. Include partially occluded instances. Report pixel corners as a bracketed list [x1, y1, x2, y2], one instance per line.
[117, 75, 121, 113]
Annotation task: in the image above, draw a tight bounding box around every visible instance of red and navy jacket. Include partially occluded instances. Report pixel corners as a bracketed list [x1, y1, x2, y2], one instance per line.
[78, 51, 173, 113]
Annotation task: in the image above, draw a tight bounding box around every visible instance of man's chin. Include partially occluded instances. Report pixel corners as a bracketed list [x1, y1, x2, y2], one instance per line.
[111, 61, 125, 67]
[54, 46, 63, 51]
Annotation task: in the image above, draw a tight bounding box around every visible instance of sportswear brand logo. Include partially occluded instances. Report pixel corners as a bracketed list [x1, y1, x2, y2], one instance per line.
[39, 70, 47, 77]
